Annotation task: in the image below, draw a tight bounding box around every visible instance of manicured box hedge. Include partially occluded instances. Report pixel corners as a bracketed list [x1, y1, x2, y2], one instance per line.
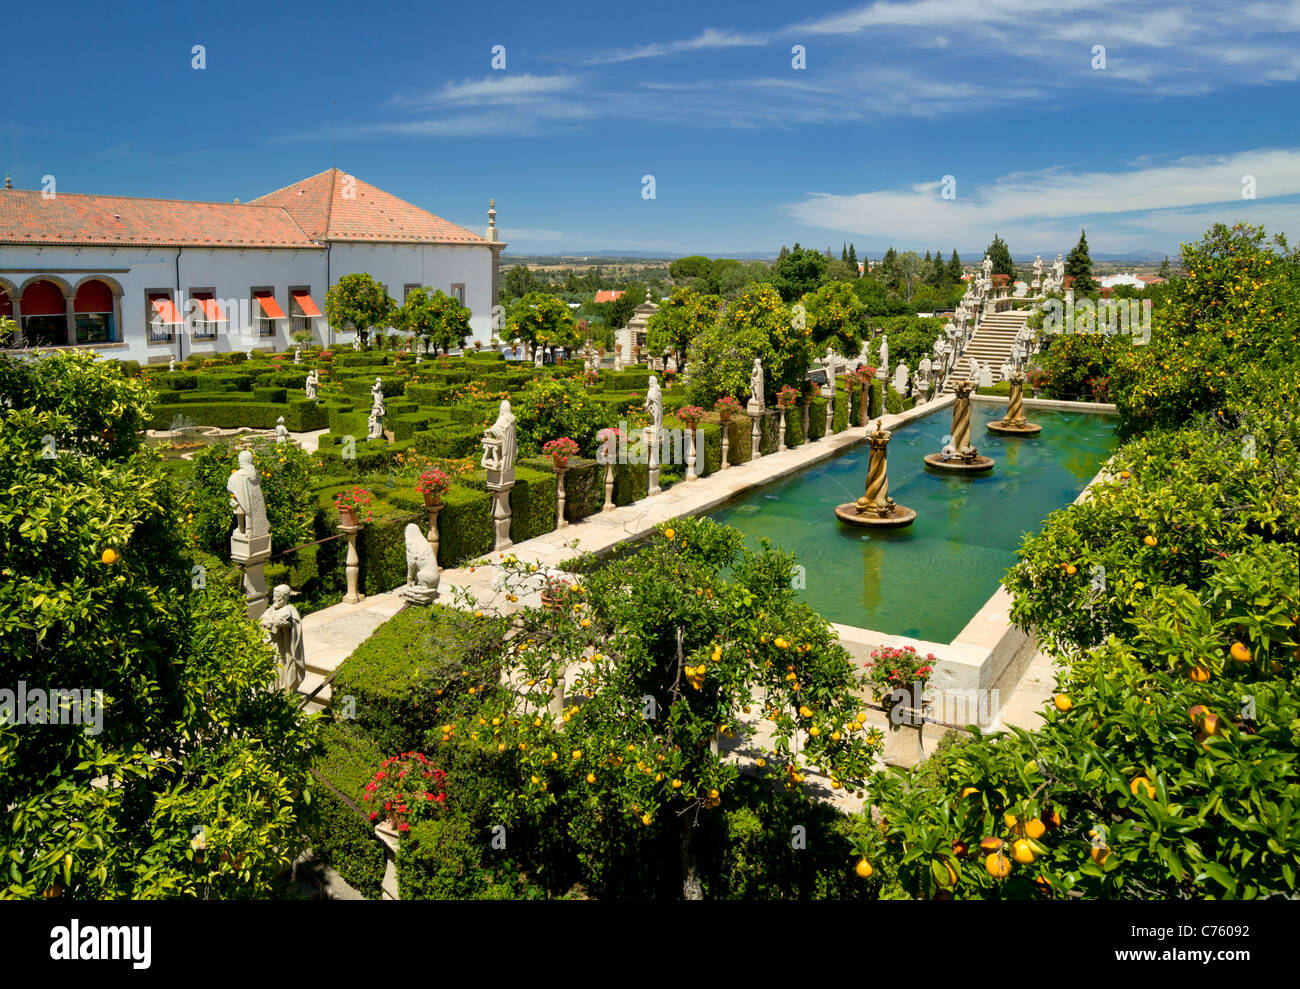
[833, 390, 849, 432]
[306, 722, 387, 900]
[252, 386, 287, 404]
[336, 352, 391, 368]
[728, 415, 754, 464]
[414, 422, 484, 459]
[150, 401, 282, 430]
[437, 483, 494, 567]
[284, 398, 329, 432]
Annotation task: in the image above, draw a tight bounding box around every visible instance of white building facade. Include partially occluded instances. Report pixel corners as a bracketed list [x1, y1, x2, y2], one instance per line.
[0, 169, 504, 363]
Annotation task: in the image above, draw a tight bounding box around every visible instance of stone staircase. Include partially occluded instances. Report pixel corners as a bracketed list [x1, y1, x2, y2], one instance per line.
[942, 309, 1030, 393]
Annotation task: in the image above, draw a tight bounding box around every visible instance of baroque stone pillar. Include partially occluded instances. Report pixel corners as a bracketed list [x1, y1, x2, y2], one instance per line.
[340, 522, 363, 604]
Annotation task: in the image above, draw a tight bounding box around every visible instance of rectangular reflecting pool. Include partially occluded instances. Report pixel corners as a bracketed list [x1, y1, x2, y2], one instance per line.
[710, 405, 1118, 643]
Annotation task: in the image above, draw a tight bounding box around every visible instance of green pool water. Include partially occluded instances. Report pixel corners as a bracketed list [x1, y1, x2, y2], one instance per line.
[709, 405, 1118, 642]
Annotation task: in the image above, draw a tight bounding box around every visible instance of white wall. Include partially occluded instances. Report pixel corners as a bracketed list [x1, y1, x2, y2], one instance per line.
[1, 239, 495, 363]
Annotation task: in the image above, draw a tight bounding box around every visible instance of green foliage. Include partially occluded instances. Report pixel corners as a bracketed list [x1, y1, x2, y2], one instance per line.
[1110, 223, 1300, 437]
[984, 234, 1016, 278]
[1037, 332, 1131, 401]
[331, 606, 504, 755]
[772, 244, 828, 303]
[514, 377, 606, 457]
[399, 287, 472, 355]
[185, 437, 318, 559]
[1064, 229, 1097, 294]
[800, 281, 867, 358]
[686, 283, 806, 407]
[646, 288, 722, 362]
[507, 293, 579, 349]
[325, 273, 395, 349]
[0, 352, 317, 900]
[306, 723, 387, 899]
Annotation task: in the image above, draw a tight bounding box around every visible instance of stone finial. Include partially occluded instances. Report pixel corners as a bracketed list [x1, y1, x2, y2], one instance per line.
[487, 198, 499, 242]
[3, 174, 11, 190]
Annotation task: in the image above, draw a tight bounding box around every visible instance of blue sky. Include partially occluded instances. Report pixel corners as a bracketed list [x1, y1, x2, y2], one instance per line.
[5, 0, 1300, 258]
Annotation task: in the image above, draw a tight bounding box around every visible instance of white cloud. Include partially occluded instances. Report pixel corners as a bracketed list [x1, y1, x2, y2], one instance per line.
[582, 28, 766, 65]
[784, 148, 1300, 252]
[386, 74, 580, 109]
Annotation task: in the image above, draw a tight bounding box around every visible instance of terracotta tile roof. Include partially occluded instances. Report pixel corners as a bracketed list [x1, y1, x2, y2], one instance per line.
[594, 289, 625, 303]
[249, 168, 486, 245]
[0, 168, 486, 249]
[0, 189, 316, 248]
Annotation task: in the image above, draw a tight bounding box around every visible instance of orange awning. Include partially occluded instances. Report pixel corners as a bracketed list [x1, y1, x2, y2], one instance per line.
[149, 294, 183, 324]
[291, 290, 322, 318]
[194, 294, 227, 321]
[253, 291, 286, 319]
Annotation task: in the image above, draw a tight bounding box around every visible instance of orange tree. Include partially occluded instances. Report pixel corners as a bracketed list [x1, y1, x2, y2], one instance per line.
[855, 220, 1300, 899]
[0, 352, 318, 899]
[1111, 222, 1300, 438]
[431, 516, 881, 898]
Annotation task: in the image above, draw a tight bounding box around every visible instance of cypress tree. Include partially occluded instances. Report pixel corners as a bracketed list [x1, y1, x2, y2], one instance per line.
[947, 249, 962, 284]
[1064, 229, 1096, 293]
[984, 234, 1015, 278]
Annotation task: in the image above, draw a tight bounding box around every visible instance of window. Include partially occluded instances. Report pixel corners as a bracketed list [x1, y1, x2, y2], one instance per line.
[450, 283, 466, 305]
[403, 283, 422, 302]
[146, 291, 180, 343]
[189, 291, 224, 340]
[252, 289, 285, 338]
[73, 280, 116, 344]
[289, 288, 322, 340]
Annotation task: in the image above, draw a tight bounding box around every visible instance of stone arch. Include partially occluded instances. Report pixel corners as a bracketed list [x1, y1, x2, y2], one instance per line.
[18, 273, 75, 299]
[72, 273, 125, 298]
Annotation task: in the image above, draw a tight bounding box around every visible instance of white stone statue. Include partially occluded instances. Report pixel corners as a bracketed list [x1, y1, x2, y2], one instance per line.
[1000, 361, 1013, 382]
[893, 362, 909, 395]
[227, 450, 270, 539]
[749, 358, 765, 408]
[275, 416, 289, 444]
[644, 375, 664, 434]
[879, 335, 889, 371]
[370, 377, 386, 418]
[666, 353, 678, 374]
[294, 347, 302, 365]
[401, 523, 439, 604]
[352, 336, 360, 351]
[1053, 253, 1065, 286]
[978, 363, 994, 388]
[260, 584, 305, 692]
[168, 356, 176, 373]
[919, 356, 932, 379]
[825, 346, 837, 393]
[1033, 255, 1043, 283]
[982, 253, 993, 279]
[367, 407, 384, 441]
[304, 369, 318, 402]
[481, 399, 518, 480]
[534, 347, 544, 368]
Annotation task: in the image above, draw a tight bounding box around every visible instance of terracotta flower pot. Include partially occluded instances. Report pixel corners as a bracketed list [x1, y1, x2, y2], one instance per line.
[421, 491, 442, 509]
[340, 506, 358, 527]
[551, 455, 569, 471]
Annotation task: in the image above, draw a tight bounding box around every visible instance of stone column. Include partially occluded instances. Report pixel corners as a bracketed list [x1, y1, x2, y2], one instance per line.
[488, 481, 514, 550]
[720, 419, 731, 469]
[426, 503, 443, 592]
[952, 382, 974, 456]
[555, 467, 569, 527]
[1003, 376, 1028, 427]
[602, 461, 615, 512]
[685, 427, 698, 481]
[801, 401, 810, 444]
[65, 293, 77, 346]
[778, 406, 787, 451]
[340, 522, 363, 604]
[647, 424, 661, 495]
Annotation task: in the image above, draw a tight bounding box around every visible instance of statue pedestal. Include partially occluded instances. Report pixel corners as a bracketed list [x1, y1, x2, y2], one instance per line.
[339, 524, 364, 604]
[882, 718, 929, 768]
[601, 462, 615, 511]
[746, 402, 764, 459]
[777, 407, 788, 451]
[487, 478, 514, 551]
[555, 467, 569, 527]
[720, 422, 731, 469]
[685, 429, 698, 481]
[647, 425, 661, 495]
[230, 533, 272, 620]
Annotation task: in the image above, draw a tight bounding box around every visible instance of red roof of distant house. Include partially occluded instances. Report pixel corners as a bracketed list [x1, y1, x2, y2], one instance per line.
[594, 290, 625, 304]
[0, 168, 485, 248]
[249, 169, 485, 245]
[1138, 276, 1167, 284]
